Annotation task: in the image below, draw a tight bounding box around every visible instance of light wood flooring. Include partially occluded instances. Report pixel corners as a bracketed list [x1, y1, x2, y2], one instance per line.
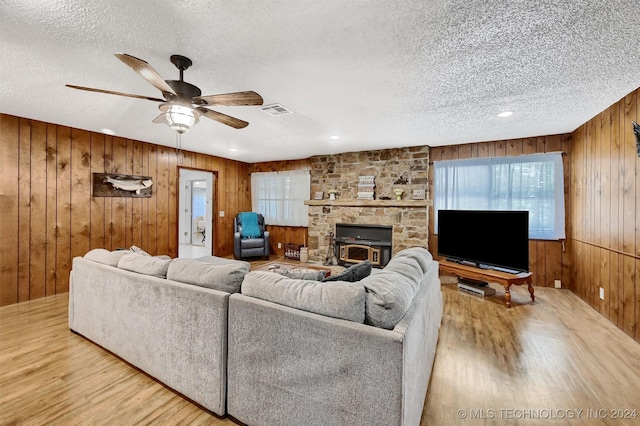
[1, 269, 639, 425]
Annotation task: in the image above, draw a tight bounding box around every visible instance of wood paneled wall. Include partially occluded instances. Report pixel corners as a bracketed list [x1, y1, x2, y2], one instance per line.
[0, 114, 251, 306]
[248, 159, 311, 256]
[428, 134, 572, 289]
[569, 88, 639, 342]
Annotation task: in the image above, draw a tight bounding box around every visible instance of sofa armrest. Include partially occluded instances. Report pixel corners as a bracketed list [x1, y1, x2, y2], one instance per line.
[233, 231, 242, 257]
[392, 260, 444, 426]
[263, 230, 270, 256]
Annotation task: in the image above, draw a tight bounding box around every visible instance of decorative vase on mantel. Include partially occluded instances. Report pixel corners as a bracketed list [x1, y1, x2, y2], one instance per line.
[328, 190, 338, 201]
[393, 188, 404, 201]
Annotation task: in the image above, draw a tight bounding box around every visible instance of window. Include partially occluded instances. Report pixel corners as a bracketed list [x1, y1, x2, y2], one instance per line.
[251, 170, 310, 226]
[434, 152, 565, 240]
[191, 186, 206, 218]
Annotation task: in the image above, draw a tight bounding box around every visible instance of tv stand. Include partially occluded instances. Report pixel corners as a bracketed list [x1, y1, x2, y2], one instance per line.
[439, 259, 534, 308]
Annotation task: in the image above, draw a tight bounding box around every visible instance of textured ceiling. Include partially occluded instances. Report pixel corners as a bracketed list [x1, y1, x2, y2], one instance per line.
[1, 0, 639, 163]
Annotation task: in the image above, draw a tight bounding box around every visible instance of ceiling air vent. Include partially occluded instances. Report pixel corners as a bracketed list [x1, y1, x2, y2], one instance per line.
[261, 103, 293, 116]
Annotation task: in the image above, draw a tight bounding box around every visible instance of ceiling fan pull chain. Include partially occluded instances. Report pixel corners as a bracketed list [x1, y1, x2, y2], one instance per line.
[176, 131, 183, 165]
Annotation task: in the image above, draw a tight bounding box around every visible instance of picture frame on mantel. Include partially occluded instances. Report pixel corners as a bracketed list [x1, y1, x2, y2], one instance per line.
[412, 189, 426, 200]
[314, 191, 324, 200]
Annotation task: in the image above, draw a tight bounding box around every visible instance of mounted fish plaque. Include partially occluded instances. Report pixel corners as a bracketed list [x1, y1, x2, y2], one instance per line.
[93, 173, 153, 197]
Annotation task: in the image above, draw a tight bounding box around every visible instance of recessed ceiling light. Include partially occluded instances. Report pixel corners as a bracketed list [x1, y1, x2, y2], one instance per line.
[101, 128, 115, 135]
[329, 135, 340, 140]
[229, 147, 238, 152]
[497, 111, 513, 118]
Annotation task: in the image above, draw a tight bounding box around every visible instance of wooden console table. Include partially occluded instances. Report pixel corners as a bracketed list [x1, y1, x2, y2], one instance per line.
[439, 260, 534, 308]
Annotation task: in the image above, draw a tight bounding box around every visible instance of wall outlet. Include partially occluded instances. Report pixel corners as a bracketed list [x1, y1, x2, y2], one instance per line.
[599, 287, 605, 300]
[278, 242, 282, 249]
[219, 211, 225, 217]
[554, 279, 561, 289]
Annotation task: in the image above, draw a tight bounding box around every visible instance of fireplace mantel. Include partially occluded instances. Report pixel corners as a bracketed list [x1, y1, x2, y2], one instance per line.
[304, 199, 432, 208]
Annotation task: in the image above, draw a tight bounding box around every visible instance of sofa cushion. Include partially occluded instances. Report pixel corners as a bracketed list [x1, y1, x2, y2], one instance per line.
[388, 246, 432, 274]
[195, 255, 251, 270]
[117, 253, 171, 278]
[361, 247, 432, 329]
[321, 260, 372, 282]
[240, 238, 265, 249]
[84, 248, 129, 267]
[167, 258, 249, 293]
[241, 271, 365, 323]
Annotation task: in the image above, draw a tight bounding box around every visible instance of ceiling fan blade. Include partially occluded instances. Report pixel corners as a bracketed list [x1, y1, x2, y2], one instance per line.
[114, 53, 177, 97]
[66, 84, 165, 102]
[193, 91, 263, 106]
[196, 107, 249, 129]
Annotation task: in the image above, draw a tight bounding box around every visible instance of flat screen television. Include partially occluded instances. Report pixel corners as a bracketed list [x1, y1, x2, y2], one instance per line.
[437, 209, 529, 273]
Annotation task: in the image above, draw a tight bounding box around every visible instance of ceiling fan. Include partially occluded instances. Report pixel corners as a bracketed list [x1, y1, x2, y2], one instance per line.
[66, 53, 263, 133]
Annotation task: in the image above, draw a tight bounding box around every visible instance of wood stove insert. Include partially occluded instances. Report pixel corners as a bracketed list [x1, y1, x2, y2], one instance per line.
[334, 223, 393, 267]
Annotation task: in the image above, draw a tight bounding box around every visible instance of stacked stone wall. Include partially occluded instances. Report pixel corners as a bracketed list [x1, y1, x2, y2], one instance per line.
[307, 146, 430, 262]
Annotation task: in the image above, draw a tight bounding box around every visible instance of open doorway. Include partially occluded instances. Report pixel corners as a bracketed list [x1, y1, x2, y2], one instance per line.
[190, 180, 207, 244]
[178, 168, 215, 258]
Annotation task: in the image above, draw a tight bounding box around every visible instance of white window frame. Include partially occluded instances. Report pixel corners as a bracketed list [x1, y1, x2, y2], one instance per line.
[251, 170, 310, 227]
[434, 152, 565, 240]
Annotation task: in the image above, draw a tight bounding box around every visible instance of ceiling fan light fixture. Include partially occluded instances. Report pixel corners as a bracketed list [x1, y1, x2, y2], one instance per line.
[166, 105, 199, 133]
[69, 53, 261, 133]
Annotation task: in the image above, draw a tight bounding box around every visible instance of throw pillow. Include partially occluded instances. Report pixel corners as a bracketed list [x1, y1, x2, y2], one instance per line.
[321, 260, 372, 282]
[239, 212, 261, 238]
[130, 245, 151, 256]
[275, 269, 327, 281]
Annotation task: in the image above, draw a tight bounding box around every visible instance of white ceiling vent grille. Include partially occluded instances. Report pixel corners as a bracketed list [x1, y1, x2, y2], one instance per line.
[261, 103, 293, 116]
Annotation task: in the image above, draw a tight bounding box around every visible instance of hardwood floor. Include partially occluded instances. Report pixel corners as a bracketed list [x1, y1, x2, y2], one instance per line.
[424, 282, 640, 425]
[1, 275, 639, 425]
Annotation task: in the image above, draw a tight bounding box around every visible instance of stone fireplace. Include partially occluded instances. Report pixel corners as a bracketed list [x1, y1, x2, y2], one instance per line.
[306, 146, 431, 263]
